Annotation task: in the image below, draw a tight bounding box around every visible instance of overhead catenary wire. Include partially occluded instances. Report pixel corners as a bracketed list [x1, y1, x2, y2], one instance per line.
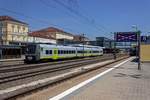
[0, 7, 80, 34]
[52, 0, 107, 33]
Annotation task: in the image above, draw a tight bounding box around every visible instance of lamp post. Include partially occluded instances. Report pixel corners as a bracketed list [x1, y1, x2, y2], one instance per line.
[0, 31, 2, 65]
[113, 32, 117, 59]
[0, 31, 2, 59]
[132, 25, 141, 70]
[82, 33, 85, 57]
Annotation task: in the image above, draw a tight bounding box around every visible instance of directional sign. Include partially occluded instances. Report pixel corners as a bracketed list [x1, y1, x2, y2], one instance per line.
[115, 32, 137, 42]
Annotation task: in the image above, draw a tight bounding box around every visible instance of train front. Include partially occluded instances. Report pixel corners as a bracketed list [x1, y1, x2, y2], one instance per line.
[24, 44, 40, 63]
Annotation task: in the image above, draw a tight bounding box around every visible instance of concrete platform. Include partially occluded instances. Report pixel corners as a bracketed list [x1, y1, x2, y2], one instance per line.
[50, 58, 150, 100]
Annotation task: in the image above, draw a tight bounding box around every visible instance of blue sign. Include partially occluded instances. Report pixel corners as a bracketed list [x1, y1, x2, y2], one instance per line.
[141, 36, 147, 42]
[116, 32, 137, 42]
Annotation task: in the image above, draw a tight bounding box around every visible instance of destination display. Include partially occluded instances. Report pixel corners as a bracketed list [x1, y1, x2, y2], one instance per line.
[115, 32, 137, 42]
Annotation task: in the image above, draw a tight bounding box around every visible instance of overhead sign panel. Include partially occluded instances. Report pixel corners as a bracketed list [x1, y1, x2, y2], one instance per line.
[115, 32, 137, 42]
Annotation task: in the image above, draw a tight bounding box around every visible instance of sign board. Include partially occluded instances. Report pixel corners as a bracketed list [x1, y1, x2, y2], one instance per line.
[115, 32, 137, 42]
[141, 36, 148, 42]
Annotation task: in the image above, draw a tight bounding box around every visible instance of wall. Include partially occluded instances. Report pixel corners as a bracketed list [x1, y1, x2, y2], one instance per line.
[140, 44, 150, 62]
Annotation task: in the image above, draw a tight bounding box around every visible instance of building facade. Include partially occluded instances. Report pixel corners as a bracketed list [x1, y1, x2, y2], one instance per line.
[29, 27, 74, 44]
[0, 16, 57, 59]
[0, 16, 57, 45]
[0, 16, 29, 45]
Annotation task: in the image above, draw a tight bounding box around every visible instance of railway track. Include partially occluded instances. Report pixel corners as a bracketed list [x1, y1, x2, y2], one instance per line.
[0, 54, 111, 69]
[0, 55, 114, 84]
[0, 54, 128, 100]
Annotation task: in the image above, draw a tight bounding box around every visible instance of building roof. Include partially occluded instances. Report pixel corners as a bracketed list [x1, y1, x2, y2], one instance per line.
[29, 27, 74, 40]
[0, 16, 28, 25]
[29, 31, 56, 40]
[36, 27, 73, 36]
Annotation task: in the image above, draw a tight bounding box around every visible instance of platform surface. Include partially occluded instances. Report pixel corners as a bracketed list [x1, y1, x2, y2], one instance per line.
[58, 58, 150, 100]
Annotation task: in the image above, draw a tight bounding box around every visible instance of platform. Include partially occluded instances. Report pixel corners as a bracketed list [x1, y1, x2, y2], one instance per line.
[50, 57, 150, 100]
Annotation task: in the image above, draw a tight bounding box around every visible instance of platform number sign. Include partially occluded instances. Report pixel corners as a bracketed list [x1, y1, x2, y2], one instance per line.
[115, 32, 137, 42]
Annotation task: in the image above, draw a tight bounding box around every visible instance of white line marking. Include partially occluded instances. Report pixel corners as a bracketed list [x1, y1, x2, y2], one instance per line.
[49, 57, 133, 100]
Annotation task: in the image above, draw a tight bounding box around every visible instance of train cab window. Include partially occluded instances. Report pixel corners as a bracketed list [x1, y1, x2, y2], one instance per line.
[26, 44, 36, 54]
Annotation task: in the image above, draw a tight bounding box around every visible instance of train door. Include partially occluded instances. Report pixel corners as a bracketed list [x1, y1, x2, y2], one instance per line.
[53, 48, 58, 60]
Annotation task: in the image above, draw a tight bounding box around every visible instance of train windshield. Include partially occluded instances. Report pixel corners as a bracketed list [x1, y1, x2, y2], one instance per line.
[26, 44, 36, 54]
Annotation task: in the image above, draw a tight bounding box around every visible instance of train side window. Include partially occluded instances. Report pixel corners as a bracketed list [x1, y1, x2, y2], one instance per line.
[69, 51, 71, 54]
[58, 50, 60, 54]
[61, 50, 63, 54]
[49, 50, 52, 54]
[46, 50, 49, 54]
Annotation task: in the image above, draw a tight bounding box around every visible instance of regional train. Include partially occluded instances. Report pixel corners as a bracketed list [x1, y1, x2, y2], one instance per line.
[24, 43, 103, 63]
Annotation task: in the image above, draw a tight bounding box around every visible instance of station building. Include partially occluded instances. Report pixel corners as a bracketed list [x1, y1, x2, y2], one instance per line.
[29, 27, 74, 44]
[0, 16, 56, 59]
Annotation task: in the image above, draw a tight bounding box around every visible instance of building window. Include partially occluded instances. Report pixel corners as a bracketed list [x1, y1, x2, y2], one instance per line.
[17, 26, 20, 33]
[23, 27, 25, 32]
[12, 25, 15, 32]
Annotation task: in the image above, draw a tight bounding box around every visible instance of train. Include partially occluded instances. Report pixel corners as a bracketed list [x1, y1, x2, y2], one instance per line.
[24, 43, 103, 63]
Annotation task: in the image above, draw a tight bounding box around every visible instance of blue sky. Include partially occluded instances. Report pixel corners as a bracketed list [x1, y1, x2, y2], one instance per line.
[0, 0, 150, 40]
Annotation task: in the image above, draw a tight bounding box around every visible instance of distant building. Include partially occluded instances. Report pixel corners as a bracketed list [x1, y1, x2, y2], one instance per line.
[88, 37, 114, 48]
[29, 27, 74, 43]
[88, 41, 97, 46]
[73, 34, 90, 44]
[95, 37, 113, 48]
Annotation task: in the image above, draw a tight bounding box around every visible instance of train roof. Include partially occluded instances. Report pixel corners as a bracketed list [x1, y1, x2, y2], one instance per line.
[29, 43, 102, 49]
